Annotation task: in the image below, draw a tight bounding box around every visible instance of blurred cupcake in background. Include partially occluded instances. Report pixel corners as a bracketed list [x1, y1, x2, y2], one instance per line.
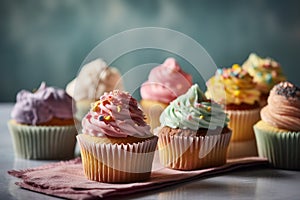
[242, 53, 286, 106]
[157, 84, 231, 170]
[206, 64, 261, 158]
[77, 90, 158, 183]
[254, 81, 300, 170]
[66, 59, 123, 120]
[7, 82, 77, 160]
[140, 58, 192, 130]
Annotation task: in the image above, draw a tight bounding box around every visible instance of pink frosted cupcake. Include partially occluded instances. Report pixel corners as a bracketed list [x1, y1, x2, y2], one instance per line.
[254, 82, 300, 170]
[140, 58, 192, 130]
[77, 90, 158, 183]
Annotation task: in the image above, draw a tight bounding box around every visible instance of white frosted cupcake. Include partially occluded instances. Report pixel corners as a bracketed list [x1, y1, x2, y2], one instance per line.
[66, 59, 123, 120]
[77, 90, 158, 183]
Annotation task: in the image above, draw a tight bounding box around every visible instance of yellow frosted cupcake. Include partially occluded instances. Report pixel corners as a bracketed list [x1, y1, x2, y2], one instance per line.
[140, 58, 192, 130]
[242, 53, 286, 106]
[206, 64, 261, 158]
[8, 82, 77, 160]
[156, 84, 231, 170]
[77, 90, 158, 183]
[66, 59, 123, 120]
[254, 82, 300, 170]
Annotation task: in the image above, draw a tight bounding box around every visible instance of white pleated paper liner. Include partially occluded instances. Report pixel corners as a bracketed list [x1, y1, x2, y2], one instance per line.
[227, 139, 258, 159]
[76, 134, 158, 183]
[158, 131, 232, 170]
[7, 120, 77, 160]
[254, 121, 300, 170]
[226, 108, 260, 142]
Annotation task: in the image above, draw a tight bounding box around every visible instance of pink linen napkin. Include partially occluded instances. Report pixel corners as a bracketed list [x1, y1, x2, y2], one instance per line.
[8, 156, 268, 199]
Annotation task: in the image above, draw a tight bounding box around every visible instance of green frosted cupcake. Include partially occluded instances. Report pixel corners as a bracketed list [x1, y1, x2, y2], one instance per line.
[254, 81, 300, 170]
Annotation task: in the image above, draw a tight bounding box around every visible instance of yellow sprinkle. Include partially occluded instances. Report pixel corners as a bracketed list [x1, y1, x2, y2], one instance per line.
[207, 106, 211, 112]
[117, 105, 122, 112]
[234, 90, 241, 96]
[232, 64, 240, 70]
[104, 115, 111, 121]
[199, 115, 204, 119]
[92, 101, 100, 112]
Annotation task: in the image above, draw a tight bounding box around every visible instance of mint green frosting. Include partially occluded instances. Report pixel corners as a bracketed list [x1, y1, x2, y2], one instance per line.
[160, 84, 229, 130]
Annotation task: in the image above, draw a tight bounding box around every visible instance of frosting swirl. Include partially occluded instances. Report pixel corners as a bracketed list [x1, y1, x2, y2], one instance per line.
[11, 82, 74, 125]
[140, 58, 192, 104]
[206, 64, 261, 105]
[261, 81, 300, 131]
[82, 90, 152, 138]
[242, 53, 286, 94]
[66, 59, 123, 101]
[160, 84, 229, 130]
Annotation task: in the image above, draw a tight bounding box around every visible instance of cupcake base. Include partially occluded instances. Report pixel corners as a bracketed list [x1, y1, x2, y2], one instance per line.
[157, 127, 232, 170]
[254, 120, 300, 170]
[140, 99, 168, 131]
[8, 120, 77, 160]
[77, 134, 158, 183]
[227, 139, 258, 158]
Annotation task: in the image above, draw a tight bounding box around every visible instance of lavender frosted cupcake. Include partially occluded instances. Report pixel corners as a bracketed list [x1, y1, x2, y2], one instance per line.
[7, 82, 77, 160]
[254, 82, 300, 170]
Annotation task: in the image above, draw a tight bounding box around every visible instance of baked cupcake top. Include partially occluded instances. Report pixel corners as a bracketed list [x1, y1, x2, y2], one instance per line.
[242, 53, 286, 94]
[66, 59, 123, 101]
[140, 57, 192, 104]
[82, 90, 152, 138]
[206, 64, 261, 106]
[160, 84, 229, 130]
[261, 81, 300, 131]
[11, 82, 74, 125]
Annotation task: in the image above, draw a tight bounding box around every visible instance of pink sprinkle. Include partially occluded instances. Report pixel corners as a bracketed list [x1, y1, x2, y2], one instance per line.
[187, 114, 193, 120]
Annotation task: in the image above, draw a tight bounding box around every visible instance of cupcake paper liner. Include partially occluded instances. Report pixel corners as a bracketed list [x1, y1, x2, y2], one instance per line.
[8, 120, 77, 160]
[254, 121, 300, 170]
[158, 131, 231, 170]
[76, 134, 158, 183]
[226, 108, 260, 142]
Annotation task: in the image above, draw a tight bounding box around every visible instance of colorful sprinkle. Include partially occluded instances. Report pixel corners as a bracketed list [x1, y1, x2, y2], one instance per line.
[92, 101, 100, 112]
[234, 90, 241, 96]
[98, 115, 104, 121]
[199, 115, 204, 119]
[187, 114, 193, 120]
[216, 68, 223, 75]
[117, 105, 122, 112]
[207, 106, 211, 112]
[266, 73, 273, 84]
[232, 64, 240, 70]
[104, 115, 111, 121]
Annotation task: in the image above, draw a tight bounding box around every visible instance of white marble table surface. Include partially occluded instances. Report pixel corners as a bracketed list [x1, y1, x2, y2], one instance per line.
[1, 103, 300, 200]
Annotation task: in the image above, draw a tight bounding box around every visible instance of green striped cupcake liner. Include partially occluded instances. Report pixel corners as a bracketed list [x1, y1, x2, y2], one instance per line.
[8, 120, 78, 160]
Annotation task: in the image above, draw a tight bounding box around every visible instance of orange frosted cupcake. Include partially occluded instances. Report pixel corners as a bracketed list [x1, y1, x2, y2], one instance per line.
[254, 82, 300, 170]
[242, 53, 286, 106]
[156, 84, 231, 170]
[206, 64, 261, 158]
[140, 58, 192, 130]
[77, 90, 158, 183]
[7, 82, 77, 160]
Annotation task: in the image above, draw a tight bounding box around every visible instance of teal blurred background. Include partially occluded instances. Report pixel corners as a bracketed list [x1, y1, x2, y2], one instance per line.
[1, 0, 300, 102]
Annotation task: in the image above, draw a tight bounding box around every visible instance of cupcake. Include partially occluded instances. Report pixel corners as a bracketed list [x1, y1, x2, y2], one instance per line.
[156, 84, 231, 170]
[66, 59, 123, 120]
[140, 58, 192, 130]
[254, 81, 300, 170]
[206, 64, 261, 158]
[7, 82, 77, 160]
[242, 53, 286, 106]
[77, 90, 158, 183]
